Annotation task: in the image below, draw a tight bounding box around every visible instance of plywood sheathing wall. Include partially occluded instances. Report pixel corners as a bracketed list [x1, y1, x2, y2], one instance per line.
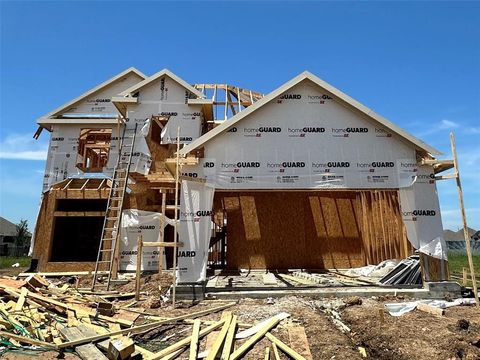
[215, 190, 411, 270]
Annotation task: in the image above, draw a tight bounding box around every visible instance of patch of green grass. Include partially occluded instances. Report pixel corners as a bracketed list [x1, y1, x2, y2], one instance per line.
[0, 256, 31, 269]
[448, 252, 480, 287]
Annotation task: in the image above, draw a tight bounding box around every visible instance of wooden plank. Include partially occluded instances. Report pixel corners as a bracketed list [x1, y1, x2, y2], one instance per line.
[189, 319, 201, 360]
[271, 343, 281, 360]
[14, 287, 28, 311]
[220, 314, 237, 360]
[206, 314, 232, 360]
[230, 316, 282, 360]
[287, 327, 313, 360]
[417, 303, 445, 316]
[276, 274, 315, 286]
[450, 133, 479, 305]
[172, 125, 181, 307]
[18, 271, 109, 277]
[0, 330, 57, 348]
[265, 332, 306, 360]
[60, 327, 108, 360]
[265, 347, 270, 360]
[142, 241, 184, 248]
[150, 319, 225, 359]
[58, 302, 235, 349]
[135, 235, 143, 301]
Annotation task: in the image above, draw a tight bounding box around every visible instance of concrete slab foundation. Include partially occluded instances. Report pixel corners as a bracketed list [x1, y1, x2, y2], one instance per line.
[175, 281, 463, 300]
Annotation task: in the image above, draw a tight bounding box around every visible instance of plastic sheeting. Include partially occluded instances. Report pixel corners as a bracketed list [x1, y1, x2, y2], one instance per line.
[177, 180, 215, 283]
[385, 298, 477, 316]
[180, 82, 418, 189]
[399, 166, 447, 259]
[119, 209, 174, 271]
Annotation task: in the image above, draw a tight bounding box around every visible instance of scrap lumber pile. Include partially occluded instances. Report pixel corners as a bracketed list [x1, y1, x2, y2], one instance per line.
[0, 274, 311, 359]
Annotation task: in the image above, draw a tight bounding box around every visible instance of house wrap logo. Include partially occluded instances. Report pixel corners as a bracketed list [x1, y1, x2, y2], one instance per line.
[182, 172, 198, 178]
[277, 93, 302, 103]
[307, 94, 332, 105]
[227, 127, 237, 133]
[161, 112, 178, 116]
[181, 210, 213, 222]
[52, 137, 64, 141]
[87, 98, 111, 104]
[312, 161, 350, 172]
[331, 127, 369, 137]
[356, 161, 395, 172]
[221, 161, 261, 173]
[203, 162, 215, 168]
[416, 173, 435, 184]
[243, 126, 282, 137]
[401, 209, 437, 221]
[139, 225, 156, 230]
[288, 127, 325, 137]
[178, 250, 196, 258]
[266, 161, 306, 173]
[375, 128, 392, 138]
[182, 112, 201, 119]
[160, 77, 167, 100]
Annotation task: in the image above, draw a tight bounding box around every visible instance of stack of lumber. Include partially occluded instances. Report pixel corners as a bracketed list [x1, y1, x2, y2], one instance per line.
[0, 274, 311, 359]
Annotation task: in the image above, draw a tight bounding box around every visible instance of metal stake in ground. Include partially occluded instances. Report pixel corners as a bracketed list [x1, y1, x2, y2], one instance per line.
[450, 132, 479, 305]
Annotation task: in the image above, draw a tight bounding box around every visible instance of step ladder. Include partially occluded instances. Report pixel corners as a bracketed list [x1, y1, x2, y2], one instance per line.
[91, 123, 138, 291]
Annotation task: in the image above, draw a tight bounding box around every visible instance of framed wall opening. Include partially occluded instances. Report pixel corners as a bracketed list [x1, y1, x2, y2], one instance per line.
[50, 216, 103, 262]
[211, 190, 412, 271]
[76, 128, 112, 172]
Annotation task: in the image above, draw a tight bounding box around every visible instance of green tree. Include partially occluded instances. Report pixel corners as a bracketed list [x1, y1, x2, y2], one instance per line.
[15, 219, 30, 251]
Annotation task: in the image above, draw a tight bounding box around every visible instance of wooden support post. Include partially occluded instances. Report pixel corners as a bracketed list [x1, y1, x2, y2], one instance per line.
[159, 189, 166, 274]
[172, 126, 181, 307]
[135, 235, 143, 301]
[450, 132, 479, 305]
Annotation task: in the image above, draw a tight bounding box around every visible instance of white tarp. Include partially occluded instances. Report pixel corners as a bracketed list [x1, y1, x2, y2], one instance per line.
[119, 209, 174, 271]
[180, 81, 418, 189]
[399, 166, 447, 259]
[385, 298, 476, 316]
[177, 180, 215, 283]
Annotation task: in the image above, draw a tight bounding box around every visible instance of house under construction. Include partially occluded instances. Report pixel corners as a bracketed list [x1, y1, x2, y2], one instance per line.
[31, 67, 455, 293]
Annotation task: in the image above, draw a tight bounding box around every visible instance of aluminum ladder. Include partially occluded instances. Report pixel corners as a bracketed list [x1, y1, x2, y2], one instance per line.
[91, 122, 138, 291]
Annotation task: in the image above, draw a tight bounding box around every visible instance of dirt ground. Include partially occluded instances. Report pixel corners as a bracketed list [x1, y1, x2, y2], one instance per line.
[132, 294, 480, 359]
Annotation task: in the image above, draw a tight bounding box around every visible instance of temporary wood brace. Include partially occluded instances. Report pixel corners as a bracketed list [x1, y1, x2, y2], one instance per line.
[434, 133, 479, 305]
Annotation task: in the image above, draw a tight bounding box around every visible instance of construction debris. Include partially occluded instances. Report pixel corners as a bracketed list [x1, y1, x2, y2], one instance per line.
[379, 255, 422, 285]
[0, 274, 313, 359]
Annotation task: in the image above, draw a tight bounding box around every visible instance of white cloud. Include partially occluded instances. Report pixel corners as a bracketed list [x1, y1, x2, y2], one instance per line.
[439, 119, 459, 130]
[0, 133, 48, 161]
[467, 127, 480, 134]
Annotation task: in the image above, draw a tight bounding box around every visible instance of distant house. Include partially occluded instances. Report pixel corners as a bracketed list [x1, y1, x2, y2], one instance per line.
[444, 227, 479, 254]
[0, 217, 31, 256]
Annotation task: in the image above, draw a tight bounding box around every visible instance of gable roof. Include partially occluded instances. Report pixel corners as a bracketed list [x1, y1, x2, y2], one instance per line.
[38, 67, 146, 120]
[180, 71, 442, 156]
[112, 68, 205, 102]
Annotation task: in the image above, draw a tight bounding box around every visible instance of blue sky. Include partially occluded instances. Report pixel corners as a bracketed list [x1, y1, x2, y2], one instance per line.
[0, 1, 479, 231]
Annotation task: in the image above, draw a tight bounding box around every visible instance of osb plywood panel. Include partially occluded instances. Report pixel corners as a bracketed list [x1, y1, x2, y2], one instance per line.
[218, 191, 364, 270]
[216, 190, 413, 270]
[43, 262, 96, 272]
[32, 192, 56, 270]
